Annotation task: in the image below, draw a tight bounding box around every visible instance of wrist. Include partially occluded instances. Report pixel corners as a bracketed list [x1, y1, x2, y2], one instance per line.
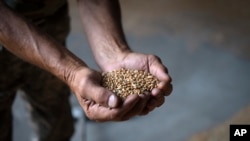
[65, 66, 91, 93]
[93, 45, 132, 70]
[67, 67, 101, 100]
[51, 50, 88, 86]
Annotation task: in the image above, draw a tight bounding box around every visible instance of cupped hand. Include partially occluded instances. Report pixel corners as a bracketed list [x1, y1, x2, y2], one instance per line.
[68, 68, 150, 121]
[100, 52, 173, 115]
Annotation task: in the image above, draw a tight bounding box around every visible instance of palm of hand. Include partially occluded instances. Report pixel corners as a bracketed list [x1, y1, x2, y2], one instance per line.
[74, 52, 172, 121]
[103, 52, 153, 73]
[102, 52, 172, 115]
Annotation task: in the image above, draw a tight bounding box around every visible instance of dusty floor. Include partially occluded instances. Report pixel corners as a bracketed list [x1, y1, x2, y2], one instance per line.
[189, 105, 250, 141]
[13, 0, 250, 141]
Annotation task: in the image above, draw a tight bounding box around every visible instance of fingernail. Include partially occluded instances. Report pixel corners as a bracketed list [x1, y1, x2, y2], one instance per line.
[108, 95, 117, 108]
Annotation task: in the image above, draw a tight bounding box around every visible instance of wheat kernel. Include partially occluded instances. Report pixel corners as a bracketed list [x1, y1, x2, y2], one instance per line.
[101, 68, 159, 99]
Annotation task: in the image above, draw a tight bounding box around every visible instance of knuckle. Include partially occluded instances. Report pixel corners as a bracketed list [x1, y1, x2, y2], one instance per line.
[157, 97, 165, 107]
[109, 111, 123, 120]
[165, 75, 172, 83]
[95, 91, 105, 103]
[149, 54, 161, 62]
[85, 111, 94, 120]
[93, 89, 109, 106]
[165, 84, 173, 96]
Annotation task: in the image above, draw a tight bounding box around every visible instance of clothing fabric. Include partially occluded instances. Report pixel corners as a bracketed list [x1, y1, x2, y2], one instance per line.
[3, 0, 67, 19]
[0, 3, 74, 141]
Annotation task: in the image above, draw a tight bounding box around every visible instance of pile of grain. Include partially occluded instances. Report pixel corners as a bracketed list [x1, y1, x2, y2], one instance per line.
[102, 68, 159, 99]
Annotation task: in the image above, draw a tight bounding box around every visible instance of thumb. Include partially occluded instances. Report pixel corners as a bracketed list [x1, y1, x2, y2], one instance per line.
[86, 85, 121, 108]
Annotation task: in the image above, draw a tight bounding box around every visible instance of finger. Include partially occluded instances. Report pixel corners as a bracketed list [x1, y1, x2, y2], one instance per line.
[148, 55, 164, 67]
[149, 56, 168, 78]
[83, 94, 140, 122]
[139, 98, 160, 115]
[114, 94, 141, 121]
[139, 102, 154, 116]
[122, 93, 150, 120]
[153, 65, 171, 83]
[152, 82, 173, 97]
[148, 94, 165, 107]
[165, 83, 173, 96]
[84, 83, 121, 108]
[139, 107, 151, 116]
[149, 59, 172, 95]
[148, 55, 171, 83]
[139, 90, 166, 115]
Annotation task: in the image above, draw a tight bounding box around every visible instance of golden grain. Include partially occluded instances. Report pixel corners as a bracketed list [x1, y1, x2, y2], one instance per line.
[102, 68, 159, 99]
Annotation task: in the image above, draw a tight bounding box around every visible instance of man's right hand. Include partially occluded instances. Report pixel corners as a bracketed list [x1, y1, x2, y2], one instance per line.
[69, 68, 150, 122]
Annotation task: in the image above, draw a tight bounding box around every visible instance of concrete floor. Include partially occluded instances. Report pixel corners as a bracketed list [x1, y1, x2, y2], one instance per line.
[13, 0, 250, 141]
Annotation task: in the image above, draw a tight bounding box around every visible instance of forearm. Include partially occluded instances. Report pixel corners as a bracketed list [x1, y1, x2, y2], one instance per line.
[78, 0, 131, 69]
[0, 2, 87, 83]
